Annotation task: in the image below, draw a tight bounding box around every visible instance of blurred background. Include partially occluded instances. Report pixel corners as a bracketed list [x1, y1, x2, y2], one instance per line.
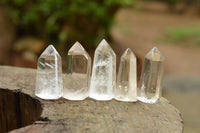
[0, 0, 200, 132]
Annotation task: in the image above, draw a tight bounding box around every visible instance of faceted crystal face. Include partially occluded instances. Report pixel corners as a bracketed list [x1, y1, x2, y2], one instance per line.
[146, 47, 164, 61]
[63, 42, 91, 100]
[89, 39, 116, 101]
[138, 47, 165, 104]
[35, 45, 63, 99]
[114, 48, 137, 102]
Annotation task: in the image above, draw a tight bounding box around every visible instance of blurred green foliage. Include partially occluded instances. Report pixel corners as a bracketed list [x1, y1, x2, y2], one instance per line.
[0, 0, 133, 49]
[165, 26, 200, 45]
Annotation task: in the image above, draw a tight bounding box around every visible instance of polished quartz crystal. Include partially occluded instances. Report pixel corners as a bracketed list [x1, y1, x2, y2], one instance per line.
[35, 45, 63, 99]
[89, 39, 116, 101]
[138, 47, 165, 104]
[63, 42, 91, 100]
[114, 48, 137, 102]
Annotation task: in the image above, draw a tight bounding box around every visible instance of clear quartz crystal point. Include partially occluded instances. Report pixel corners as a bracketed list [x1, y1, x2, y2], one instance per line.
[35, 45, 63, 99]
[138, 47, 165, 104]
[114, 48, 137, 102]
[63, 42, 91, 100]
[89, 39, 116, 101]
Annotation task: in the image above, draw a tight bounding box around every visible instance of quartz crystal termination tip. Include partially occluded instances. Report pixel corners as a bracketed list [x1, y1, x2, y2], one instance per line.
[89, 39, 116, 101]
[35, 44, 63, 100]
[114, 48, 137, 102]
[138, 46, 164, 104]
[63, 41, 91, 100]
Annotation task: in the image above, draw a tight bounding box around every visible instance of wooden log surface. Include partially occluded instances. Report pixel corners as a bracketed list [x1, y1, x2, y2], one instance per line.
[0, 66, 183, 133]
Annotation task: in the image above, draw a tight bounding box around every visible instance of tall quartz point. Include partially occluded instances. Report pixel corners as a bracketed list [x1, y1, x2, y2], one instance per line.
[138, 47, 165, 104]
[35, 45, 63, 99]
[114, 48, 137, 102]
[63, 42, 91, 100]
[89, 39, 116, 101]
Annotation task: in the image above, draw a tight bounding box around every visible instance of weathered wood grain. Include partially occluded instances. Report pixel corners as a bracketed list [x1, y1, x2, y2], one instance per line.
[0, 66, 183, 133]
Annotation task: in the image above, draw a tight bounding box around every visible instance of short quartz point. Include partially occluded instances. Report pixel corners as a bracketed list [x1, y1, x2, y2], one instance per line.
[35, 45, 63, 99]
[89, 39, 116, 101]
[137, 47, 165, 104]
[63, 42, 91, 100]
[114, 48, 137, 102]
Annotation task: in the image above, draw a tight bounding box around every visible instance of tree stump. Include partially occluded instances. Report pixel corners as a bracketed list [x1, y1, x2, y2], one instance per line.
[0, 66, 183, 133]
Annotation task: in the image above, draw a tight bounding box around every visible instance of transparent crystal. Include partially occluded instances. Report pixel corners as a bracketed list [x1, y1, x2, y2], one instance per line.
[35, 45, 63, 99]
[138, 47, 165, 104]
[63, 42, 91, 100]
[89, 39, 116, 101]
[114, 48, 137, 102]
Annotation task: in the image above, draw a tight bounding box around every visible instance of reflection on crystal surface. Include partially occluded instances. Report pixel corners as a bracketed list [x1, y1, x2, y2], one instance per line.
[35, 45, 63, 99]
[138, 47, 165, 104]
[89, 39, 116, 101]
[114, 48, 137, 102]
[63, 42, 91, 100]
